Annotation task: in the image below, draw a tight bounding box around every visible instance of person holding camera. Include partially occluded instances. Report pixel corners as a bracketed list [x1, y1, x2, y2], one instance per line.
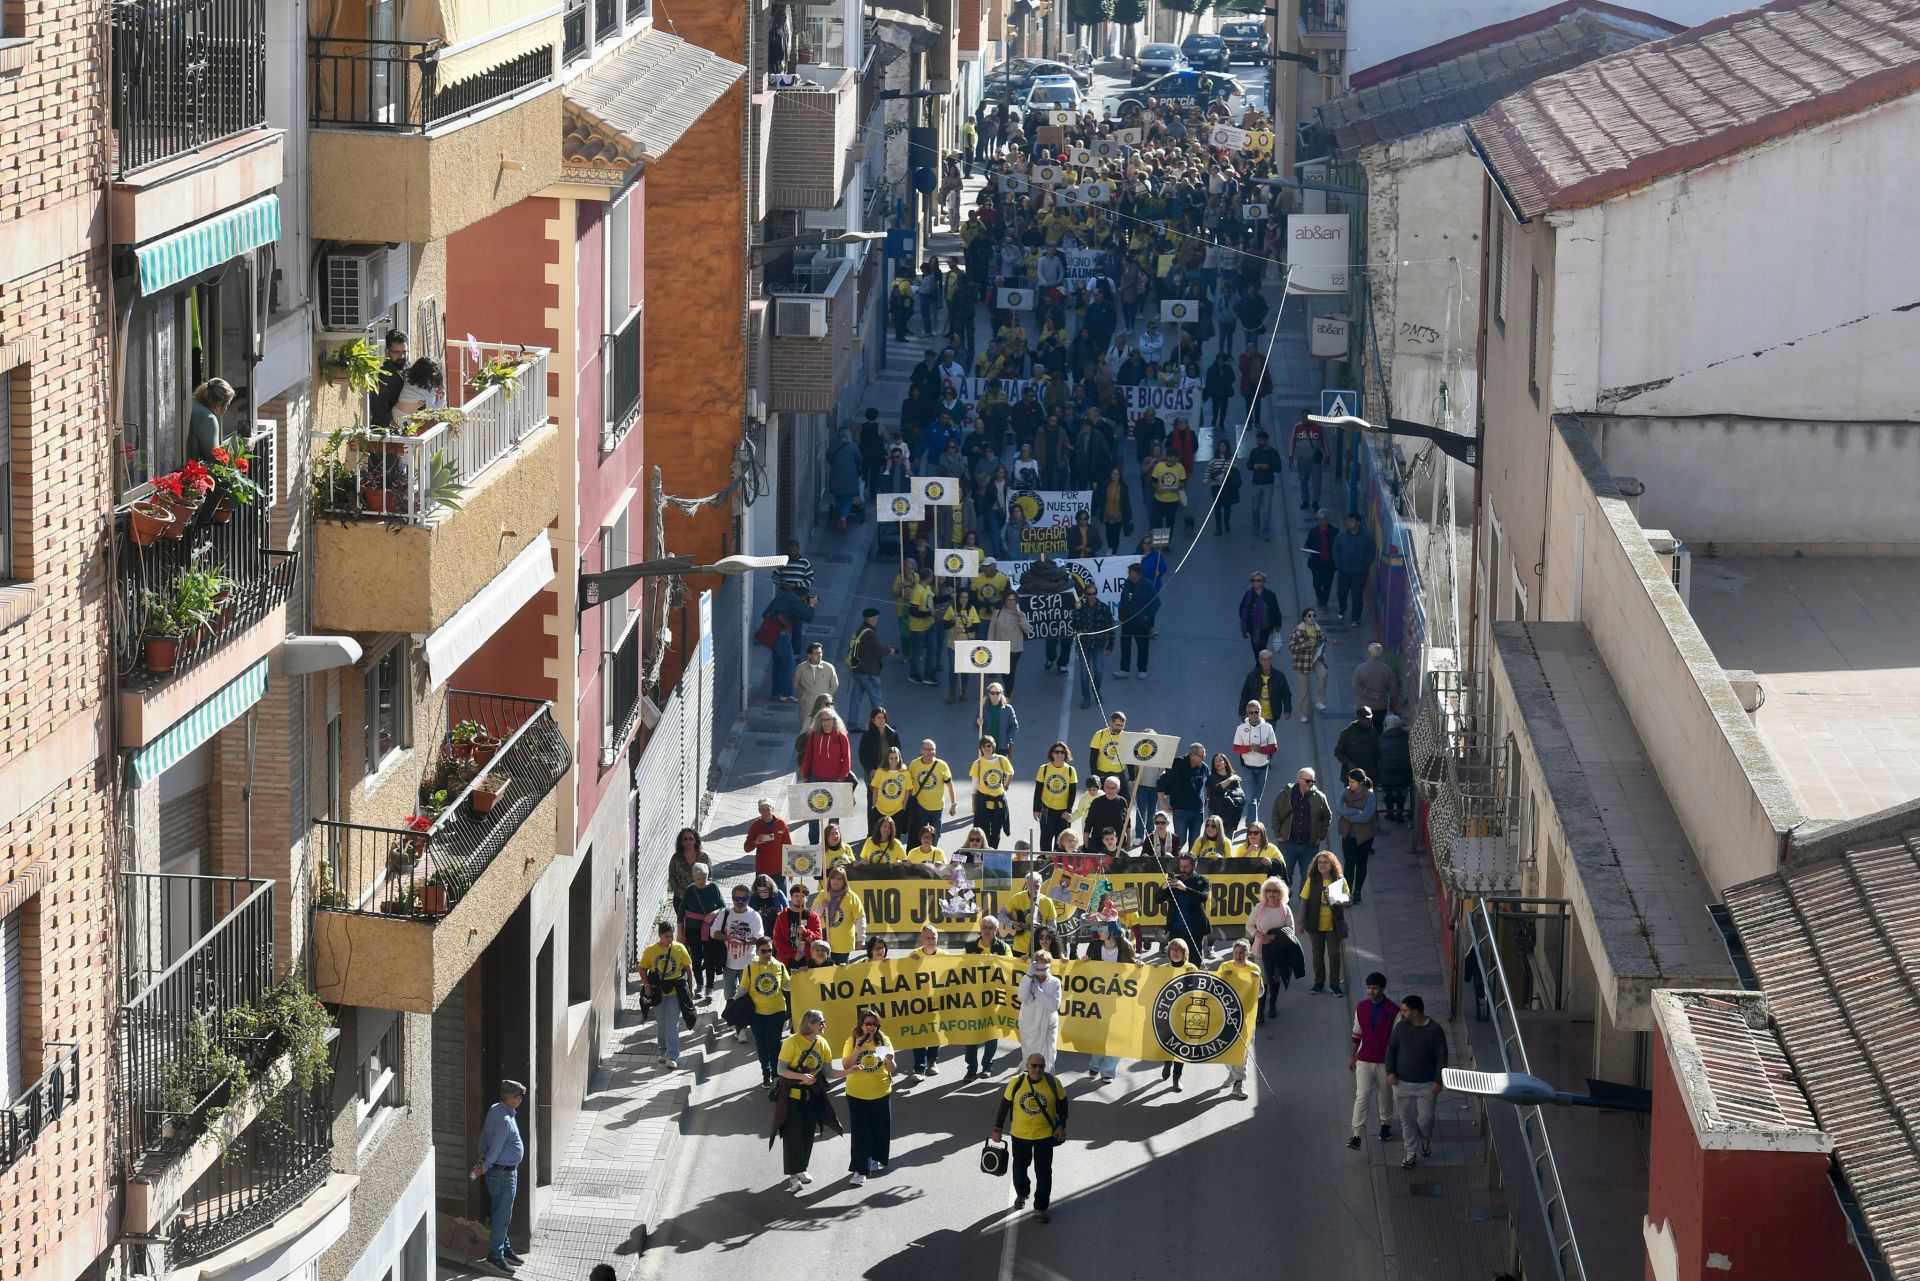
[992, 1053, 1070, 1224]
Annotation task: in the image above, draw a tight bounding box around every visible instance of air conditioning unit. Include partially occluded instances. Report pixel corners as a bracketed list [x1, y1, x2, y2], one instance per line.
[322, 246, 389, 333]
[1645, 531, 1692, 608]
[774, 297, 829, 338]
[1321, 47, 1345, 78]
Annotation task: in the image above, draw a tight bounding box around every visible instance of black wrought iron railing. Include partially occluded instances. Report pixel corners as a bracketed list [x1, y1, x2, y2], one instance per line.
[602, 310, 642, 451]
[111, 0, 269, 176]
[0, 1042, 82, 1177]
[594, 0, 618, 46]
[121, 878, 275, 1160]
[122, 873, 267, 1001]
[1300, 0, 1346, 36]
[170, 1074, 334, 1264]
[317, 693, 571, 919]
[310, 38, 554, 131]
[115, 426, 296, 692]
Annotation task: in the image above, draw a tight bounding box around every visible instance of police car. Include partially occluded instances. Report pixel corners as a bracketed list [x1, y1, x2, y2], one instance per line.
[1118, 69, 1247, 114]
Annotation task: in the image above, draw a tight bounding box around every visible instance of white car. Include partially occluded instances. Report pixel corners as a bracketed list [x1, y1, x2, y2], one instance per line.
[1024, 80, 1084, 115]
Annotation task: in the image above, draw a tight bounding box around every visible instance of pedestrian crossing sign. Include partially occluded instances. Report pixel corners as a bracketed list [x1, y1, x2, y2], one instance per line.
[1321, 389, 1358, 419]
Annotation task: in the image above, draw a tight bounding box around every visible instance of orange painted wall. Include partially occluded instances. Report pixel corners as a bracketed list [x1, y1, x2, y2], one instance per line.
[448, 196, 562, 391]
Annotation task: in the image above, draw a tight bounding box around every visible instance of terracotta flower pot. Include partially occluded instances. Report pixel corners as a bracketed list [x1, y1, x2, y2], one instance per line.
[421, 883, 450, 916]
[471, 774, 511, 814]
[209, 499, 234, 524]
[129, 500, 174, 546]
[144, 634, 182, 673]
[362, 486, 393, 514]
[160, 494, 202, 537]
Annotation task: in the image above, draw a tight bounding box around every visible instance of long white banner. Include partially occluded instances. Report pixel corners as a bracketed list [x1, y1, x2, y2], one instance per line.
[959, 377, 1198, 424]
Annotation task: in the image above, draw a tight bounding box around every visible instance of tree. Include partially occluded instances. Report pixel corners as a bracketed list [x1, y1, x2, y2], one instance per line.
[1069, 0, 1113, 21]
[1157, 0, 1215, 41]
[1112, 0, 1146, 23]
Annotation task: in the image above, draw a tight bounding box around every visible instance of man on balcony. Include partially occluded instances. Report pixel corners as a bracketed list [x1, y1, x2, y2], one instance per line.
[472, 1080, 527, 1273]
[370, 330, 410, 428]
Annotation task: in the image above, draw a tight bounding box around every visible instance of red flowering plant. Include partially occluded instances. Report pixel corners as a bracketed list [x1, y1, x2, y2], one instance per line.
[207, 436, 263, 504]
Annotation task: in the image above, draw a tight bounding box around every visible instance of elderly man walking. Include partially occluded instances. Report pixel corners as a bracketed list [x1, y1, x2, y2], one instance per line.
[472, 1080, 527, 1273]
[1352, 642, 1398, 721]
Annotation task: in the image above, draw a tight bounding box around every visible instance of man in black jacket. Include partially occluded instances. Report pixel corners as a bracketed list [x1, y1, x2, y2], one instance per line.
[1245, 430, 1283, 541]
[1238, 648, 1293, 723]
[1164, 854, 1211, 961]
[1116, 565, 1160, 679]
[1334, 708, 1380, 789]
[1083, 776, 1131, 848]
[1232, 284, 1270, 352]
[369, 330, 410, 427]
[1070, 585, 1114, 710]
[1159, 742, 1208, 847]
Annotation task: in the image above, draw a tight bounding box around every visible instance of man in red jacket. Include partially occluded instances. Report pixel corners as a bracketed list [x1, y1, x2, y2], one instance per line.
[744, 799, 793, 888]
[1346, 971, 1397, 1150]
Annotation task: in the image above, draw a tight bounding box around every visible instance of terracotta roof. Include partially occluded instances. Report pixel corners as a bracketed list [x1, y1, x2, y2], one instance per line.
[563, 28, 745, 176]
[1468, 0, 1920, 219]
[1656, 991, 1824, 1143]
[1321, 4, 1677, 151]
[1349, 0, 1682, 89]
[1725, 826, 1920, 1277]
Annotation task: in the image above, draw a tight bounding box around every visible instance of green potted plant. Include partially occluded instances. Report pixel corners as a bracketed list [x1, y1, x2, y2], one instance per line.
[421, 868, 456, 916]
[224, 980, 335, 1095]
[314, 859, 349, 911]
[139, 568, 223, 672]
[404, 406, 467, 433]
[360, 450, 410, 515]
[471, 771, 512, 815]
[448, 719, 484, 764]
[466, 349, 529, 400]
[327, 337, 386, 395]
[156, 1012, 249, 1146]
[206, 436, 263, 518]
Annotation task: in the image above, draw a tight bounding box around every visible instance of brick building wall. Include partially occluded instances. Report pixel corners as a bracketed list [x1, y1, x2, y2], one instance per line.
[0, 6, 122, 1281]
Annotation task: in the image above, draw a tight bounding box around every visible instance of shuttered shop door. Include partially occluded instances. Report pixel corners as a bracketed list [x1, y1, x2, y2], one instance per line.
[0, 912, 21, 1104]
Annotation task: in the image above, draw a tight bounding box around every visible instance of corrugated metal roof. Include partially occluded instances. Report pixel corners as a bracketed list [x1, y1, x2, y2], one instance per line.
[1322, 6, 1678, 152]
[563, 28, 746, 173]
[1467, 0, 1920, 219]
[1726, 829, 1920, 1277]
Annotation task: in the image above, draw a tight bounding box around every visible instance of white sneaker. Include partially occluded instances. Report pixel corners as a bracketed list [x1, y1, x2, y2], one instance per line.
[1297, 714, 1309, 722]
[849, 1172, 866, 1187]
[868, 1158, 883, 1173]
[736, 1028, 748, 1042]
[788, 1175, 803, 1192]
[797, 1171, 813, 1185]
[1115, 670, 1130, 679]
[1315, 702, 1327, 711]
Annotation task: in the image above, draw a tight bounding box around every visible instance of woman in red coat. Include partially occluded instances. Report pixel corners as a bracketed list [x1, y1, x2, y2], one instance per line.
[797, 709, 854, 840]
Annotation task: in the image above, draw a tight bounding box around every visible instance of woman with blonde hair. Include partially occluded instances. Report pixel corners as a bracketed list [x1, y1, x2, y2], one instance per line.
[1298, 850, 1351, 996]
[1245, 876, 1297, 1022]
[188, 378, 235, 460]
[774, 1009, 841, 1192]
[820, 865, 866, 962]
[1188, 813, 1235, 860]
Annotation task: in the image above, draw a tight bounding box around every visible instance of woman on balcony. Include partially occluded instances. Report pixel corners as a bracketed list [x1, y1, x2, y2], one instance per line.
[187, 378, 235, 462]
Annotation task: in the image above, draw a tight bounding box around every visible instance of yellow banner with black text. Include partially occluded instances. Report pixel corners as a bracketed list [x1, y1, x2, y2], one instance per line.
[841, 869, 1273, 934]
[788, 953, 1251, 1065]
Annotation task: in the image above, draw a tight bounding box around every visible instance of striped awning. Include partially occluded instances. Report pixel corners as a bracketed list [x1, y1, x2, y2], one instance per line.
[130, 659, 269, 786]
[134, 194, 282, 295]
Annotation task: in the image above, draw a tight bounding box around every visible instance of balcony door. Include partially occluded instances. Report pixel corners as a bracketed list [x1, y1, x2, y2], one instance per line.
[367, 0, 405, 125]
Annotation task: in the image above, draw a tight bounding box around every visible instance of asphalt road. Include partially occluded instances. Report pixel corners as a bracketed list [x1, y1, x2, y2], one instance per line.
[638, 434, 1395, 1276]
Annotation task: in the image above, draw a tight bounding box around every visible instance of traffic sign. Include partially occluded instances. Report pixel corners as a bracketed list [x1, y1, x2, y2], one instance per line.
[1321, 389, 1358, 419]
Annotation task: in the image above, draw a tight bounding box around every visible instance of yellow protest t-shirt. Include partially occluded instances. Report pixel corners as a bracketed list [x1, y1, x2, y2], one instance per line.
[858, 837, 906, 865]
[944, 604, 981, 641]
[904, 843, 947, 865]
[893, 573, 916, 613]
[1217, 959, 1264, 1010]
[870, 767, 911, 816]
[908, 757, 952, 807]
[1189, 834, 1235, 860]
[820, 891, 865, 954]
[779, 1033, 833, 1101]
[1035, 762, 1079, 812]
[841, 1034, 896, 1100]
[908, 583, 937, 633]
[1089, 729, 1124, 774]
[744, 959, 791, 1016]
[1239, 841, 1274, 862]
[1004, 891, 1060, 956]
[1151, 460, 1188, 504]
[1002, 1073, 1067, 1141]
[1250, 671, 1277, 721]
[973, 572, 1011, 606]
[639, 941, 691, 983]
[821, 844, 855, 870]
[971, 754, 1014, 798]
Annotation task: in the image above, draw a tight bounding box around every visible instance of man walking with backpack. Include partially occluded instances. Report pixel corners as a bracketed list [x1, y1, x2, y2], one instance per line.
[1289, 411, 1326, 511]
[845, 608, 891, 728]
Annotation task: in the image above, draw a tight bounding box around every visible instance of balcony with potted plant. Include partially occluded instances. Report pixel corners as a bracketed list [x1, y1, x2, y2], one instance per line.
[309, 342, 558, 638]
[118, 875, 345, 1263]
[312, 691, 572, 1013]
[114, 423, 298, 750]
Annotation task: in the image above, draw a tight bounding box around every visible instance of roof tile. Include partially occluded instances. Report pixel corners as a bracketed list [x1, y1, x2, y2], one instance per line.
[563, 28, 745, 175]
[1469, 0, 1920, 217]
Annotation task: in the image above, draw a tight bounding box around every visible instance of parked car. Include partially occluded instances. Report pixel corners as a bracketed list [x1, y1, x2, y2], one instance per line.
[1025, 80, 1085, 115]
[1180, 33, 1231, 71]
[1118, 69, 1246, 113]
[1131, 43, 1187, 84]
[994, 56, 1095, 92]
[1220, 19, 1271, 62]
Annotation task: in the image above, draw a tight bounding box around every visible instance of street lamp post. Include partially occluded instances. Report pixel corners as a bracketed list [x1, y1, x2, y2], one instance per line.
[578, 555, 788, 612]
[1443, 1068, 1652, 1113]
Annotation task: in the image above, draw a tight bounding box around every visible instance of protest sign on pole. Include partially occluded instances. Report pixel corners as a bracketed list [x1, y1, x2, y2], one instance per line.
[935, 547, 981, 578]
[879, 493, 923, 522]
[785, 781, 857, 821]
[1241, 202, 1268, 221]
[1031, 163, 1062, 185]
[1117, 731, 1182, 770]
[915, 475, 961, 507]
[996, 287, 1035, 310]
[1160, 299, 1200, 324]
[954, 639, 1012, 675]
[1091, 139, 1121, 160]
[1209, 124, 1251, 150]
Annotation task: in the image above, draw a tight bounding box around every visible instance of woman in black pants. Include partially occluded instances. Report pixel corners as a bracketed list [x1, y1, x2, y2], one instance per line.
[1245, 876, 1297, 1022]
[839, 1007, 896, 1187]
[676, 862, 725, 1001]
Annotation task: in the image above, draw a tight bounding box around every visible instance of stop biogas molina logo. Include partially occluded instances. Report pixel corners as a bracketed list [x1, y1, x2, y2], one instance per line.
[1131, 739, 1159, 763]
[1152, 972, 1245, 1063]
[803, 786, 837, 815]
[966, 645, 996, 671]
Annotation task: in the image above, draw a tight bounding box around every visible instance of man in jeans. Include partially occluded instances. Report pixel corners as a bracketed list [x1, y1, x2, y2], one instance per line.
[1346, 972, 1396, 1150]
[471, 1080, 527, 1272]
[1270, 767, 1331, 890]
[1386, 994, 1448, 1168]
[846, 607, 891, 728]
[1245, 430, 1282, 540]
